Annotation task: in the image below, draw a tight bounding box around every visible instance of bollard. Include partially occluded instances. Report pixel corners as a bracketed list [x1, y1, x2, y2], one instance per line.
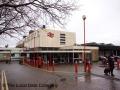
[31, 59, 33, 66]
[28, 59, 29, 65]
[33, 58, 35, 67]
[87, 61, 91, 73]
[35, 58, 37, 67]
[47, 60, 49, 70]
[30, 59, 32, 66]
[39, 57, 42, 68]
[74, 60, 78, 74]
[34, 59, 36, 67]
[38, 59, 41, 68]
[74, 60, 78, 80]
[26, 59, 28, 64]
[42, 59, 44, 68]
[37, 59, 40, 68]
[84, 61, 87, 72]
[28, 60, 29, 65]
[85, 59, 91, 73]
[41, 59, 43, 68]
[52, 60, 55, 71]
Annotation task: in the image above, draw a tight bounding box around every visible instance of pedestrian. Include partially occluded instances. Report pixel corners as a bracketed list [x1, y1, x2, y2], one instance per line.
[108, 54, 115, 76]
[104, 62, 110, 75]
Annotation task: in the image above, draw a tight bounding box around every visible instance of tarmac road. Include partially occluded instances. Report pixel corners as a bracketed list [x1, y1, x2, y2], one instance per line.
[0, 61, 59, 90]
[0, 61, 120, 90]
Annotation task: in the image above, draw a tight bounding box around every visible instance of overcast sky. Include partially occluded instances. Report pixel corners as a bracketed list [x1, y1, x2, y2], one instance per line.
[67, 0, 120, 45]
[1, 0, 120, 47]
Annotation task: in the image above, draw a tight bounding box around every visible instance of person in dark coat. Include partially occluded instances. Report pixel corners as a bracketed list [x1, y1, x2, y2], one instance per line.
[104, 63, 110, 75]
[108, 54, 115, 76]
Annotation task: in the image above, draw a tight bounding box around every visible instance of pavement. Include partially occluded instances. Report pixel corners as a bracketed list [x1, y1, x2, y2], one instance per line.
[0, 61, 120, 90]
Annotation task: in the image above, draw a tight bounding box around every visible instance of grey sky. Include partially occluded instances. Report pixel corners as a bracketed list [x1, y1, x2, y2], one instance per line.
[1, 0, 120, 47]
[67, 0, 120, 45]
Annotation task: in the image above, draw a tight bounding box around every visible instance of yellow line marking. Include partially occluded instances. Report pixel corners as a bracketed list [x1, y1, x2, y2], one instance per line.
[1, 70, 9, 90]
[1, 71, 4, 90]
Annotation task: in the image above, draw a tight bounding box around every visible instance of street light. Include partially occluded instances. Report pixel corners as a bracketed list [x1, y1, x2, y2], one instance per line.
[82, 15, 86, 72]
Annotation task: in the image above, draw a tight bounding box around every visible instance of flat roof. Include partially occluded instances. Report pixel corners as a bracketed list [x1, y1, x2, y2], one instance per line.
[60, 45, 99, 50]
[21, 50, 91, 53]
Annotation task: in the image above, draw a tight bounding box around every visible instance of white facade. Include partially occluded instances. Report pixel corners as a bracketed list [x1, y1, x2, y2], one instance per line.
[24, 29, 76, 48]
[16, 29, 99, 61]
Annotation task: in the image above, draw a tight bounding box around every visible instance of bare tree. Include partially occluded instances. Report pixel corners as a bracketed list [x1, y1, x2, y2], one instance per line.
[0, 0, 77, 37]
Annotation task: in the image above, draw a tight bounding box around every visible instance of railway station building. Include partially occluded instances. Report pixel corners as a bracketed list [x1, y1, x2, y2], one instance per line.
[16, 28, 99, 64]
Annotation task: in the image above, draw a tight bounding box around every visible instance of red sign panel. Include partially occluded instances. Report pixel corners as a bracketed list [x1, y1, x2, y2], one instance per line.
[47, 32, 54, 38]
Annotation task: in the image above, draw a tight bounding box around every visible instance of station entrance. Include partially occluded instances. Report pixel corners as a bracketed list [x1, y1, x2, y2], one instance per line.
[21, 50, 92, 73]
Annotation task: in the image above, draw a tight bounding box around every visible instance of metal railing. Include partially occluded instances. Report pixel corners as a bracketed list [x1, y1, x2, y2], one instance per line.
[1, 70, 9, 90]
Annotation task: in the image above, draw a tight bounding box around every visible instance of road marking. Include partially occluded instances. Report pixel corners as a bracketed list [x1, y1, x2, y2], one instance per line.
[1, 71, 4, 90]
[1, 70, 9, 90]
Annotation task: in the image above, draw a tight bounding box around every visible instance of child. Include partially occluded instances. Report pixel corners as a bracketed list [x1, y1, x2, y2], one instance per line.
[104, 63, 110, 75]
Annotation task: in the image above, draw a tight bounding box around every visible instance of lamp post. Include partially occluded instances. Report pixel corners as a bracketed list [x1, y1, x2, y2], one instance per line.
[82, 15, 86, 72]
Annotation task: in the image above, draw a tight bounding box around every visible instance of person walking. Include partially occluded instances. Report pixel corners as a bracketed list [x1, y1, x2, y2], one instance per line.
[108, 54, 115, 76]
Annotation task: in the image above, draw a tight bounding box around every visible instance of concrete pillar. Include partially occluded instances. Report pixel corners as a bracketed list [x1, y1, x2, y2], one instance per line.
[73, 49, 74, 64]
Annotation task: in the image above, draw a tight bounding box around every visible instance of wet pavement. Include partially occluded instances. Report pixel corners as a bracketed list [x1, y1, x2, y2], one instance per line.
[0, 61, 120, 90]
